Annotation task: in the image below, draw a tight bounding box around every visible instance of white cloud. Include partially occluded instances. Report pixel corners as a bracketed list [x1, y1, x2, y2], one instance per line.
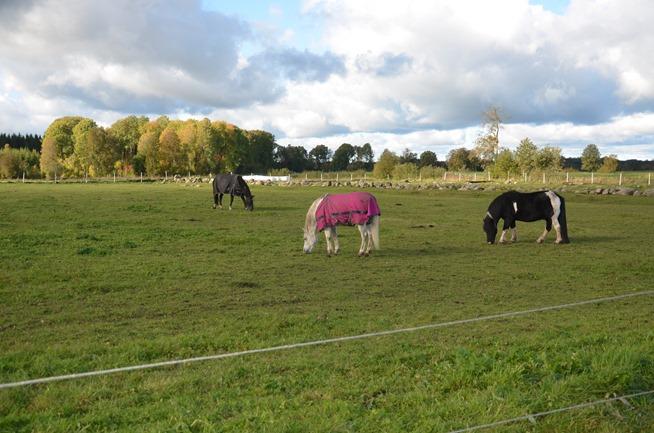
[0, 0, 343, 125]
[276, 112, 654, 161]
[1, 0, 653, 159]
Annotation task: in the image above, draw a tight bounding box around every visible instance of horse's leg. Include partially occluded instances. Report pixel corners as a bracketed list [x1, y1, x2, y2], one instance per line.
[229, 194, 235, 210]
[324, 227, 333, 256]
[213, 193, 218, 209]
[332, 227, 340, 255]
[537, 219, 552, 243]
[357, 225, 367, 256]
[510, 221, 517, 242]
[499, 218, 512, 244]
[240, 195, 247, 209]
[218, 193, 224, 209]
[363, 225, 373, 255]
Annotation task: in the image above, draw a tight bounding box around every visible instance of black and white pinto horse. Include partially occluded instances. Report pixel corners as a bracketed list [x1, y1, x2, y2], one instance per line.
[303, 192, 381, 256]
[212, 174, 254, 211]
[483, 190, 569, 244]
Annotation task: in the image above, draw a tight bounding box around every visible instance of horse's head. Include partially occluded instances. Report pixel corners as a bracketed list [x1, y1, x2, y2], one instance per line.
[303, 225, 318, 253]
[244, 195, 254, 211]
[483, 213, 497, 244]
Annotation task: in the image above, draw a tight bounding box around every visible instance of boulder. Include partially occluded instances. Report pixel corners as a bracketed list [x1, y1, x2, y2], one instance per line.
[615, 187, 636, 196]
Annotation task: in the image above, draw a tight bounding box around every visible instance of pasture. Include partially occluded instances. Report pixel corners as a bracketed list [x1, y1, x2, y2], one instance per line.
[0, 183, 653, 432]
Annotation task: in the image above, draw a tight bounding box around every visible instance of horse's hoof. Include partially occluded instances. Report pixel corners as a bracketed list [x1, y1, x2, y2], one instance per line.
[536, 239, 544, 244]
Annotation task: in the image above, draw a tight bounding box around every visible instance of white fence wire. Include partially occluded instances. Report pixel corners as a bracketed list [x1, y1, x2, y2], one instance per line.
[446, 390, 654, 433]
[1, 290, 652, 390]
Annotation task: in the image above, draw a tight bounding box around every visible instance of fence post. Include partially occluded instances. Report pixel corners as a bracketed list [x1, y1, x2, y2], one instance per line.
[22, 171, 25, 183]
[305, 173, 308, 180]
[474, 172, 477, 181]
[350, 173, 353, 181]
[336, 172, 339, 182]
[619, 172, 623, 186]
[54, 170, 57, 184]
[165, 171, 168, 181]
[443, 171, 447, 181]
[320, 172, 323, 181]
[566, 172, 569, 183]
[649, 172, 651, 186]
[591, 172, 594, 184]
[113, 171, 116, 183]
[542, 172, 546, 184]
[487, 171, 490, 181]
[364, 172, 367, 180]
[140, 172, 143, 183]
[459, 172, 462, 181]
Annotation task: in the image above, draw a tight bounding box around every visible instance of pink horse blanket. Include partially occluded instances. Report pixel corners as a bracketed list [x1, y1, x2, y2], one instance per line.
[315, 192, 381, 232]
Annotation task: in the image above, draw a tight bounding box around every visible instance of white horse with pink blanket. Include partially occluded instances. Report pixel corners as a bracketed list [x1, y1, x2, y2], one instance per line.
[303, 192, 381, 256]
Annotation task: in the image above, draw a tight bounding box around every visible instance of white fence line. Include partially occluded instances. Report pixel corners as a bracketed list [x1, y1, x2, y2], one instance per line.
[7, 171, 652, 186]
[241, 175, 290, 182]
[446, 390, 654, 433]
[1, 290, 652, 390]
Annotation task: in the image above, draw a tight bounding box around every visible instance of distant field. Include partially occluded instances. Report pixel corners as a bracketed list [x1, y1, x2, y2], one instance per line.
[1, 183, 653, 432]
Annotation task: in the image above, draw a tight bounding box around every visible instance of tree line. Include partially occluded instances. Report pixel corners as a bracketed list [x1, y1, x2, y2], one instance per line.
[1, 110, 653, 179]
[0, 133, 42, 151]
[37, 116, 278, 179]
[30, 116, 377, 179]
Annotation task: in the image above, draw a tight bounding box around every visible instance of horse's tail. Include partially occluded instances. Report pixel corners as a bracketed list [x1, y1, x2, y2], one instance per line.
[370, 216, 381, 250]
[557, 194, 570, 243]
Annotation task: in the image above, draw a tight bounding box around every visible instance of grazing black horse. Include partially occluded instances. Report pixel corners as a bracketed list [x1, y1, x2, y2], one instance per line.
[212, 174, 254, 211]
[483, 190, 569, 244]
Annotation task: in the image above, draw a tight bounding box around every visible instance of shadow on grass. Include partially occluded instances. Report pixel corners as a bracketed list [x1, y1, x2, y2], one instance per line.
[377, 246, 469, 257]
[254, 206, 299, 212]
[562, 235, 621, 244]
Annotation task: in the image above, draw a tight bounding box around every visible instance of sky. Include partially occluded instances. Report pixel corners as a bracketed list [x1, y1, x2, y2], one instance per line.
[1, 0, 653, 160]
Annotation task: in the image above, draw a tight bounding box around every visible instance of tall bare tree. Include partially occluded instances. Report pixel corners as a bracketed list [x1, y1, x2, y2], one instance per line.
[474, 105, 504, 167]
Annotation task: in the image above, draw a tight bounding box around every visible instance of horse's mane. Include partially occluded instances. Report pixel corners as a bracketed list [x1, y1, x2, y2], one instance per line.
[236, 175, 252, 196]
[305, 195, 325, 234]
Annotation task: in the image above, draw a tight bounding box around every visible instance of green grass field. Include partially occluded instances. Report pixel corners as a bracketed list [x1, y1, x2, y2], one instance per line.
[1, 183, 653, 432]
